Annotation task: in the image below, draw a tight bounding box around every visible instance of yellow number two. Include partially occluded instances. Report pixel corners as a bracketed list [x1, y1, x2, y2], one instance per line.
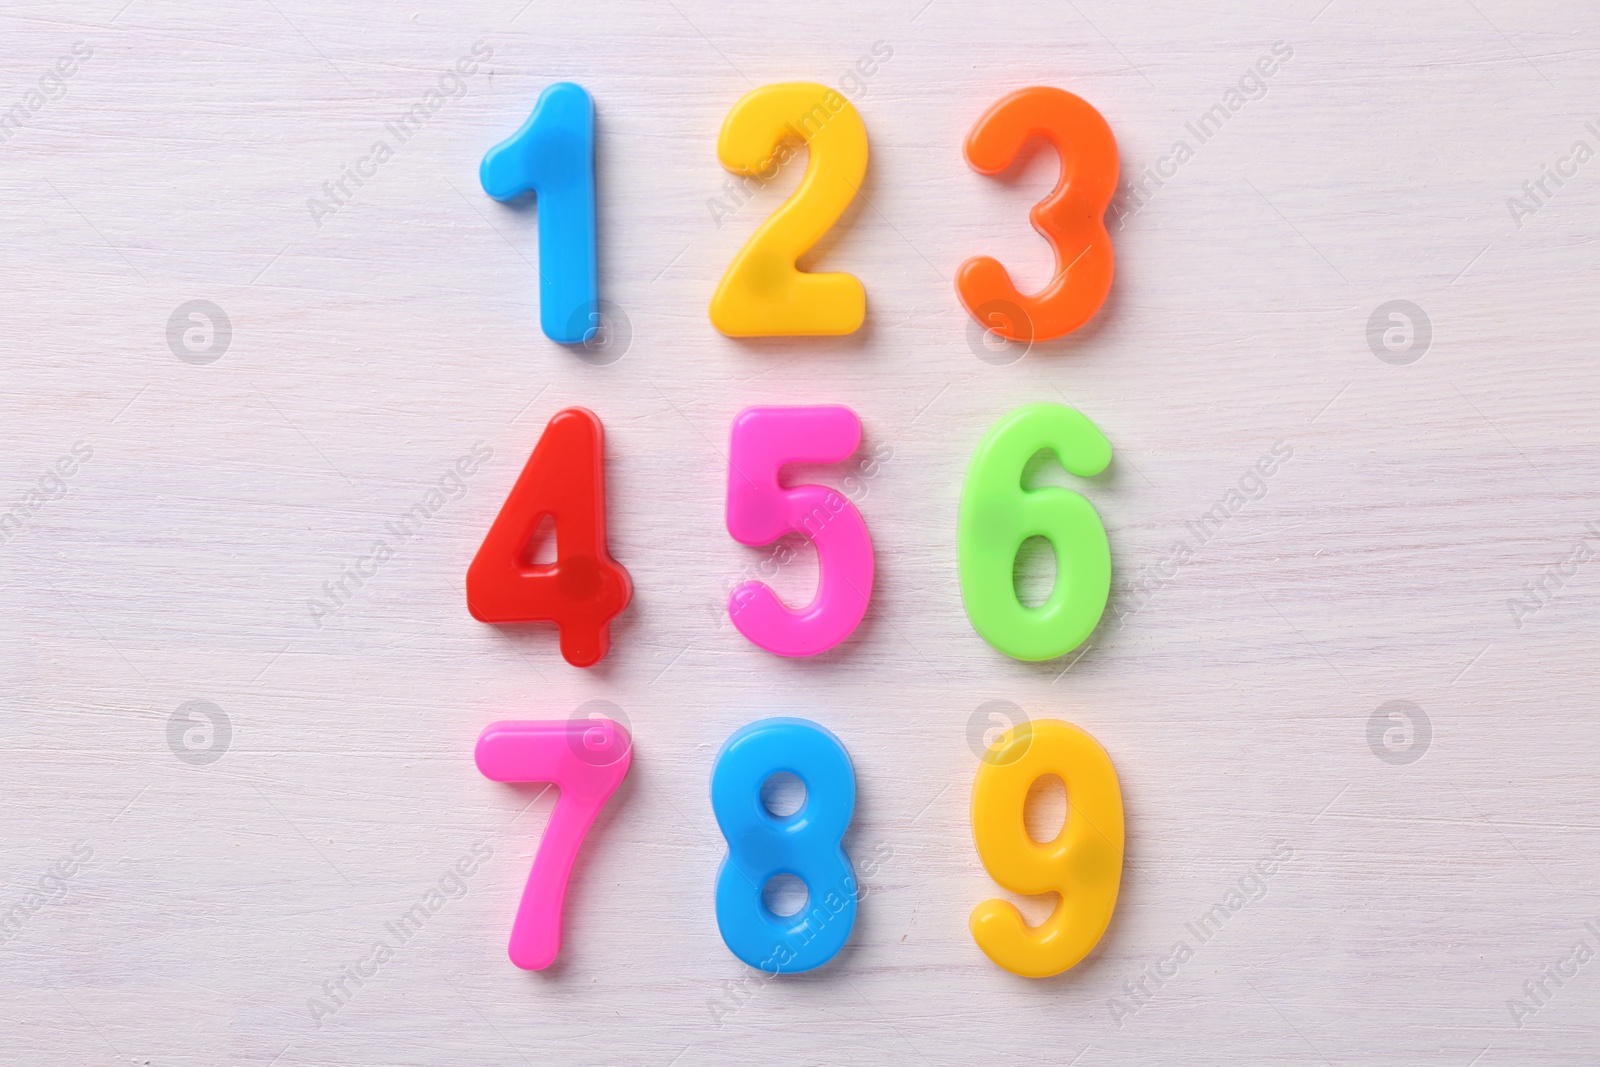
[710, 82, 868, 336]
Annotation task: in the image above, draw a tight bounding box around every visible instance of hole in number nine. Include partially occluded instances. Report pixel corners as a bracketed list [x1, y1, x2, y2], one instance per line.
[1024, 773, 1067, 844]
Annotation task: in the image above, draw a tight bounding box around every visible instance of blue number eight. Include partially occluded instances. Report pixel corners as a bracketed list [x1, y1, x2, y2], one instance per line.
[711, 717, 857, 973]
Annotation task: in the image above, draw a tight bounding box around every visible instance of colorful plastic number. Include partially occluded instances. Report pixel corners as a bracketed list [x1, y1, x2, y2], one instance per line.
[466, 407, 631, 667]
[710, 83, 868, 336]
[957, 86, 1117, 343]
[726, 405, 874, 656]
[475, 717, 632, 970]
[480, 82, 599, 345]
[958, 403, 1110, 661]
[970, 718, 1123, 977]
[711, 718, 857, 973]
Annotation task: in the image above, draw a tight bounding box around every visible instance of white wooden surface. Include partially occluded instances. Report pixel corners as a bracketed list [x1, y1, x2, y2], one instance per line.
[3, 0, 1599, 1063]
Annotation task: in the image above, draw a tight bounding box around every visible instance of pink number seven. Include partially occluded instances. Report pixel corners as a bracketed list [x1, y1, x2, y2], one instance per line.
[726, 405, 875, 656]
[474, 718, 632, 969]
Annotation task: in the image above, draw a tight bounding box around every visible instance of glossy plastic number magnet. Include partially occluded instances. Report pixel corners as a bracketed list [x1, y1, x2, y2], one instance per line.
[958, 403, 1110, 661]
[710, 83, 868, 336]
[466, 407, 631, 667]
[957, 86, 1117, 344]
[476, 718, 632, 970]
[970, 718, 1123, 978]
[712, 717, 857, 973]
[480, 82, 600, 345]
[726, 405, 874, 656]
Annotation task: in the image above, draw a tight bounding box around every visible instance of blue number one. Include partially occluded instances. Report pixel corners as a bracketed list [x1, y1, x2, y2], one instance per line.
[711, 718, 858, 973]
[480, 82, 598, 345]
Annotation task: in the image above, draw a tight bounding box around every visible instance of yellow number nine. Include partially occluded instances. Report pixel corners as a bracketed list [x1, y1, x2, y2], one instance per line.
[970, 718, 1123, 978]
[710, 83, 867, 336]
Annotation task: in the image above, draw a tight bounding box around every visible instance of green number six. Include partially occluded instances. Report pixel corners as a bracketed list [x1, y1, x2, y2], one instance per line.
[958, 403, 1111, 661]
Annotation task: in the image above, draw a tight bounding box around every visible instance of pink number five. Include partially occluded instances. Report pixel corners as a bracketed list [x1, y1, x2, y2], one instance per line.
[726, 405, 875, 656]
[474, 718, 631, 969]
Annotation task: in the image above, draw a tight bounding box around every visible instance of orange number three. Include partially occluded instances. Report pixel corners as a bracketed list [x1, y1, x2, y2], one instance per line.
[957, 86, 1118, 344]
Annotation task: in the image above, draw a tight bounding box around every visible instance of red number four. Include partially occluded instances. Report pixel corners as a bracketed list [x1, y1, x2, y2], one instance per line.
[467, 407, 631, 667]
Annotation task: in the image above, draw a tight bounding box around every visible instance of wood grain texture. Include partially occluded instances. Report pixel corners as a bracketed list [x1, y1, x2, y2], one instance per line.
[2, 0, 1599, 1063]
